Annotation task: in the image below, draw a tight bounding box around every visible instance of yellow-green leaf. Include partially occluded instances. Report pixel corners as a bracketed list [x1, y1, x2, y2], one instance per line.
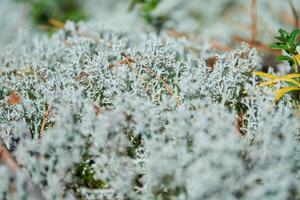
[254, 72, 300, 80]
[253, 71, 278, 79]
[258, 77, 300, 87]
[274, 86, 300, 102]
[284, 73, 300, 79]
[295, 54, 300, 66]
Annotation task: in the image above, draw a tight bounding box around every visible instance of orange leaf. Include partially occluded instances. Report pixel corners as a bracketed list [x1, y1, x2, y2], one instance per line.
[93, 104, 102, 116]
[8, 91, 21, 105]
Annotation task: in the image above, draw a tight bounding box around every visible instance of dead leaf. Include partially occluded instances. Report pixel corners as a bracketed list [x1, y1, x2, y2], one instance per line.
[167, 28, 190, 39]
[64, 39, 73, 48]
[235, 113, 245, 137]
[205, 56, 217, 69]
[93, 104, 102, 116]
[119, 57, 135, 65]
[48, 18, 65, 29]
[8, 91, 21, 105]
[75, 72, 88, 81]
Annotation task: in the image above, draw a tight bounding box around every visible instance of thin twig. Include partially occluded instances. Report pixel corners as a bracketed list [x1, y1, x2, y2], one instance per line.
[250, 0, 257, 45]
[288, 0, 299, 28]
[232, 36, 281, 56]
[93, 104, 102, 116]
[141, 65, 181, 106]
[279, 13, 297, 27]
[114, 54, 181, 106]
[0, 140, 44, 199]
[0, 143, 19, 174]
[167, 28, 191, 39]
[211, 40, 233, 52]
[48, 18, 101, 42]
[40, 104, 52, 137]
[235, 113, 245, 137]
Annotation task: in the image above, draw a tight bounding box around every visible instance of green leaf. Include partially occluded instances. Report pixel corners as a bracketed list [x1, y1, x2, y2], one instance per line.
[276, 55, 292, 62]
[275, 36, 287, 43]
[270, 43, 289, 50]
[279, 29, 289, 39]
[141, 0, 160, 12]
[288, 29, 300, 43]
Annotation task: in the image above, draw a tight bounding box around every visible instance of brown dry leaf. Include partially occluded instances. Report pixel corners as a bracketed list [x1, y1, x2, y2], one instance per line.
[8, 91, 21, 105]
[167, 28, 190, 39]
[93, 104, 102, 116]
[64, 39, 73, 48]
[205, 56, 217, 69]
[75, 72, 88, 81]
[48, 18, 65, 29]
[235, 114, 245, 137]
[119, 57, 135, 65]
[108, 63, 116, 68]
[211, 40, 233, 52]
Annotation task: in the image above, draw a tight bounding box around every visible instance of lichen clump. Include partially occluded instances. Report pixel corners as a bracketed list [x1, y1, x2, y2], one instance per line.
[0, 21, 299, 200]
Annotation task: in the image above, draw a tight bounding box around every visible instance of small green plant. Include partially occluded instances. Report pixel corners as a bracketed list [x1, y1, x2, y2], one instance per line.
[129, 0, 167, 33]
[254, 28, 300, 103]
[270, 28, 300, 73]
[73, 160, 107, 189]
[15, 0, 86, 31]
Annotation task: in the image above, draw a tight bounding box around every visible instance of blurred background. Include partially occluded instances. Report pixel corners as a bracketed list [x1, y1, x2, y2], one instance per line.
[1, 0, 299, 53]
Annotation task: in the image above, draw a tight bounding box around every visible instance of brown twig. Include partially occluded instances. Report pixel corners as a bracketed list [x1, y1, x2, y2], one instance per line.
[141, 65, 181, 106]
[0, 143, 19, 174]
[93, 104, 102, 116]
[114, 53, 181, 106]
[232, 36, 281, 56]
[211, 40, 233, 52]
[250, 0, 257, 45]
[235, 113, 245, 137]
[0, 141, 44, 199]
[48, 18, 101, 43]
[166, 28, 233, 53]
[288, 0, 299, 28]
[40, 104, 52, 137]
[279, 13, 295, 26]
[111, 56, 155, 98]
[167, 28, 191, 39]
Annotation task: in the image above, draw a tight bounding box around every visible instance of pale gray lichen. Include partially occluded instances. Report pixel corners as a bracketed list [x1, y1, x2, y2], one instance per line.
[0, 20, 299, 200]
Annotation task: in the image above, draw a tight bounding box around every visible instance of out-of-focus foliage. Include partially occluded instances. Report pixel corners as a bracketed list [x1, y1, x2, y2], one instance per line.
[15, 0, 86, 26]
[0, 0, 28, 46]
[129, 0, 167, 33]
